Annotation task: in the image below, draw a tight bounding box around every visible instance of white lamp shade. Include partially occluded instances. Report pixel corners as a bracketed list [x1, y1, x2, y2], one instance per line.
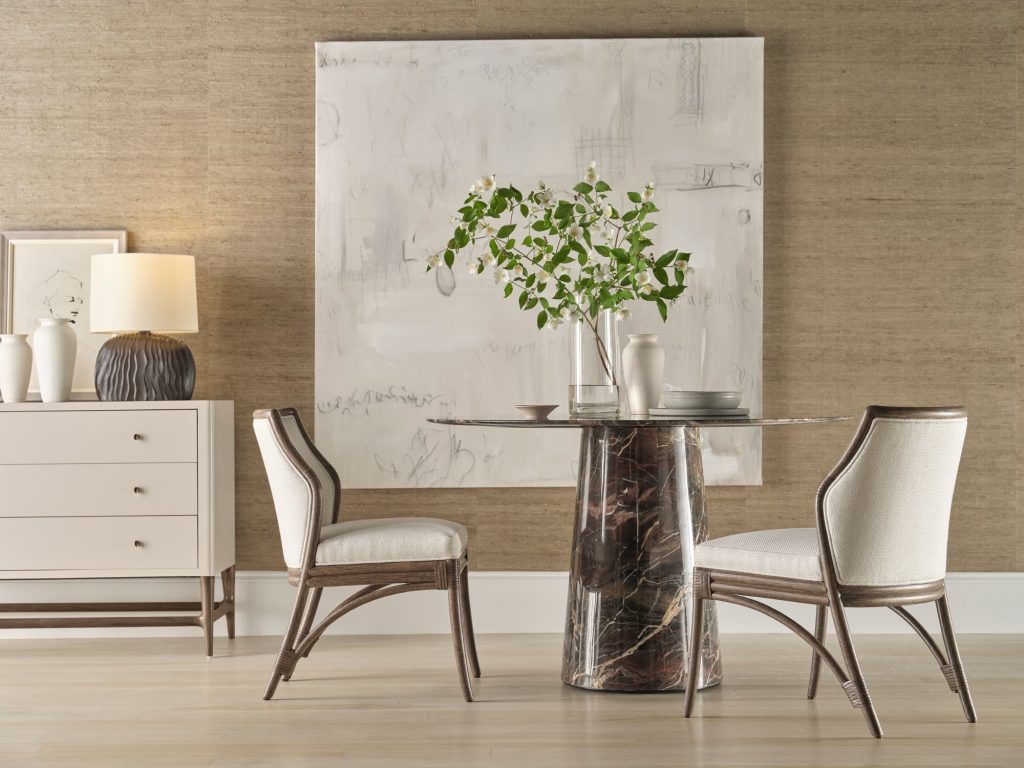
[90, 253, 198, 334]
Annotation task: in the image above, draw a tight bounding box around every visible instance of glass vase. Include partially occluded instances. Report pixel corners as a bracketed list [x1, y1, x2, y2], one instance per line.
[569, 309, 620, 416]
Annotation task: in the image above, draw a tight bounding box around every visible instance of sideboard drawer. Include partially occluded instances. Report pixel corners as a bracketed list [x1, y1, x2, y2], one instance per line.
[0, 516, 197, 571]
[0, 464, 198, 518]
[0, 410, 197, 464]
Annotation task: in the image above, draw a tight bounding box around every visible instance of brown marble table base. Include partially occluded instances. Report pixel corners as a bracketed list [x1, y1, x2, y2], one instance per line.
[562, 426, 722, 692]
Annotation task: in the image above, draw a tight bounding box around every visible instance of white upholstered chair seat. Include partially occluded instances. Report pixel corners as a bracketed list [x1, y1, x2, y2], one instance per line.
[315, 517, 468, 566]
[694, 528, 822, 581]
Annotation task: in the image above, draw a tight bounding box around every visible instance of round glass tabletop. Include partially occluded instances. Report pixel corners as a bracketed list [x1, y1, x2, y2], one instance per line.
[428, 414, 853, 429]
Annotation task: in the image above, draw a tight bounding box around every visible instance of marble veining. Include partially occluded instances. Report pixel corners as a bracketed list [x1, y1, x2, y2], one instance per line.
[562, 426, 722, 692]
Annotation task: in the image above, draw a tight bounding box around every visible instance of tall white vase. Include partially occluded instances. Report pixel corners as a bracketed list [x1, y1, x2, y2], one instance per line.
[33, 318, 77, 403]
[0, 334, 33, 403]
[622, 333, 665, 416]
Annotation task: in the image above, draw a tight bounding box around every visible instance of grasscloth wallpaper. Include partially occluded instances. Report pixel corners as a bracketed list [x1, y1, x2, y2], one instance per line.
[1, 1, 1019, 571]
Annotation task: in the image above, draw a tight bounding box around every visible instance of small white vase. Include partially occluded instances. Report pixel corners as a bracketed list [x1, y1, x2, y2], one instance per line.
[622, 334, 665, 416]
[0, 334, 33, 403]
[33, 318, 77, 403]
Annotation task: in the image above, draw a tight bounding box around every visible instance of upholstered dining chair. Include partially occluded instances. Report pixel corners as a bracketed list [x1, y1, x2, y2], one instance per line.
[683, 406, 976, 738]
[252, 408, 480, 701]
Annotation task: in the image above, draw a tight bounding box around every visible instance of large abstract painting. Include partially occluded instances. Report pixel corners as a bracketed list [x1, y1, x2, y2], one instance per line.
[315, 38, 763, 488]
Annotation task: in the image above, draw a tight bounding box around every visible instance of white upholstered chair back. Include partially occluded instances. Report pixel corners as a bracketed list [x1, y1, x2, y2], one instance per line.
[820, 408, 967, 587]
[253, 409, 339, 570]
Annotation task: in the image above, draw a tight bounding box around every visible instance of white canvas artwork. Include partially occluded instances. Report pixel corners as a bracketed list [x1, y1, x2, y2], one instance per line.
[315, 38, 763, 488]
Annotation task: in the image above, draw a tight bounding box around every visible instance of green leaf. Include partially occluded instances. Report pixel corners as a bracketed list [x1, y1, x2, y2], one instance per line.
[531, 220, 549, 231]
[519, 203, 529, 217]
[518, 291, 528, 309]
[594, 244, 612, 258]
[653, 268, 669, 286]
[660, 285, 685, 300]
[568, 240, 587, 257]
[595, 180, 611, 193]
[655, 250, 677, 269]
[640, 222, 656, 231]
[497, 224, 516, 238]
[622, 210, 638, 223]
[444, 250, 454, 269]
[489, 239, 500, 256]
[656, 298, 668, 321]
[509, 186, 523, 202]
[503, 282, 514, 298]
[573, 182, 593, 195]
[525, 296, 538, 310]
[537, 311, 548, 329]
[627, 191, 642, 204]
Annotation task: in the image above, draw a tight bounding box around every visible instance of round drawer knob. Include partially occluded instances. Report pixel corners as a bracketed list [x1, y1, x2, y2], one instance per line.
[133, 540, 144, 548]
[133, 486, 143, 494]
[132, 433, 143, 441]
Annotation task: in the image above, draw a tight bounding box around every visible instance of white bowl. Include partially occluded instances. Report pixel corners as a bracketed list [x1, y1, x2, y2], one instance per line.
[515, 404, 558, 420]
[662, 390, 742, 409]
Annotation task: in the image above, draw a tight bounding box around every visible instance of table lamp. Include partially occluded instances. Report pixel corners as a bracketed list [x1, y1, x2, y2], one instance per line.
[90, 253, 198, 401]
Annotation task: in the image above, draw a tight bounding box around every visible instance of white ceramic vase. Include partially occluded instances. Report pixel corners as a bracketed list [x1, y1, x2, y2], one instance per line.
[0, 334, 33, 403]
[33, 318, 77, 403]
[622, 333, 665, 416]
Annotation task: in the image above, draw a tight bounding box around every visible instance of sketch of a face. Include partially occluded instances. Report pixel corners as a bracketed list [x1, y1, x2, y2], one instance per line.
[35, 269, 85, 325]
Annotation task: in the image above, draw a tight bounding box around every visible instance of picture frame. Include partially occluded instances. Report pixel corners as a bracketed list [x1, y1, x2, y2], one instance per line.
[1, 229, 128, 397]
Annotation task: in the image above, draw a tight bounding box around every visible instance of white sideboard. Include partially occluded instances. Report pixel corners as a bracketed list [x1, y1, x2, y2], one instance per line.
[0, 401, 235, 655]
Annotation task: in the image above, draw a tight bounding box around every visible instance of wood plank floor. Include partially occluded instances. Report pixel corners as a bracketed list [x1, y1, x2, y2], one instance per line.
[0, 634, 1020, 767]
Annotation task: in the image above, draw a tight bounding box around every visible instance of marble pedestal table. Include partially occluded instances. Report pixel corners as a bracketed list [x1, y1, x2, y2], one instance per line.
[429, 415, 847, 693]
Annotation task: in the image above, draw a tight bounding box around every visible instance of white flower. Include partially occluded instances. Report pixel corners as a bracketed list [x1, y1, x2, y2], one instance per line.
[548, 316, 563, 330]
[640, 284, 654, 296]
[481, 252, 496, 267]
[480, 175, 496, 192]
[427, 254, 441, 268]
[567, 224, 583, 240]
[617, 308, 631, 321]
[560, 306, 572, 319]
[636, 271, 651, 286]
[484, 225, 496, 237]
[470, 182, 482, 194]
[602, 204, 613, 218]
[584, 160, 599, 184]
[674, 258, 688, 271]
[641, 181, 655, 202]
[554, 265, 570, 279]
[468, 260, 481, 274]
[494, 268, 510, 285]
[536, 188, 553, 206]
[537, 269, 550, 284]
[513, 264, 525, 278]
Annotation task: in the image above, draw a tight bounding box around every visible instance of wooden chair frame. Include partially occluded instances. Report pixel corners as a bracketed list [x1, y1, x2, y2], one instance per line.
[254, 408, 479, 702]
[683, 406, 977, 738]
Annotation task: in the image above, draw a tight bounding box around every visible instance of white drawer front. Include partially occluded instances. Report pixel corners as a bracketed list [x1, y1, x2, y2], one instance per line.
[0, 464, 197, 518]
[0, 516, 197, 571]
[0, 410, 197, 464]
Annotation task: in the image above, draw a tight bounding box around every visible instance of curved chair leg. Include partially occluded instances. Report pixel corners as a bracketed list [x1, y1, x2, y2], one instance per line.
[936, 595, 978, 723]
[459, 563, 481, 678]
[298, 587, 323, 658]
[283, 587, 323, 681]
[807, 604, 827, 699]
[829, 599, 883, 738]
[264, 585, 308, 701]
[447, 561, 475, 701]
[682, 590, 706, 718]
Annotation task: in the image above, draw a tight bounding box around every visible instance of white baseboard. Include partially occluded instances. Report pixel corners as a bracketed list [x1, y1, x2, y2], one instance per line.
[0, 571, 1020, 640]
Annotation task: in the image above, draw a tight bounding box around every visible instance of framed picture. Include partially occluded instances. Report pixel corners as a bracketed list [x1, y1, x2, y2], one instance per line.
[1, 230, 127, 397]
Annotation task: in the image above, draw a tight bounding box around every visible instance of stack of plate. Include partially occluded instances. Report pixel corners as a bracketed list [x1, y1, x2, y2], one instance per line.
[652, 390, 747, 417]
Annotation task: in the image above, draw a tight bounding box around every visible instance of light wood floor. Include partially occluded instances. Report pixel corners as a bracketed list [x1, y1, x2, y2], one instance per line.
[0, 633, 1020, 767]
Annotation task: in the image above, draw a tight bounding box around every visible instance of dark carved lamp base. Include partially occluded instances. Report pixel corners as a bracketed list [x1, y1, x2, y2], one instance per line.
[95, 332, 196, 401]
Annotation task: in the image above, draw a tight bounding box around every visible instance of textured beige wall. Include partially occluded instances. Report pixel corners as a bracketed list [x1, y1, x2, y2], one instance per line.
[0, 1, 1019, 571]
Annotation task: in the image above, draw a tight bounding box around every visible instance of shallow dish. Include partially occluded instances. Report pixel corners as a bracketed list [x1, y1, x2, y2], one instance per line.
[662, 390, 742, 410]
[514, 404, 558, 420]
